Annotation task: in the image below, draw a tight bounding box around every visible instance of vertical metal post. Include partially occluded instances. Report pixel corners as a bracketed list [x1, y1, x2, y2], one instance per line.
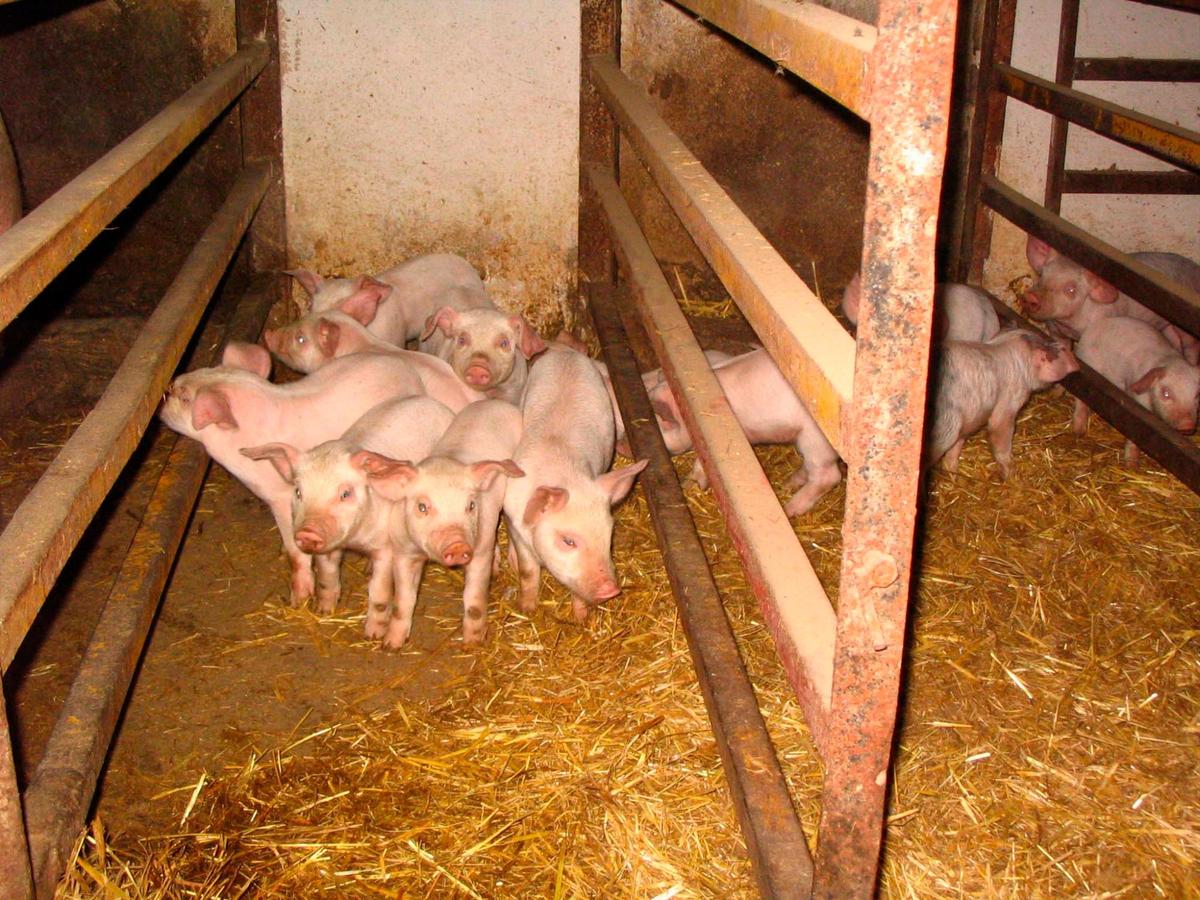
[813, 0, 959, 893]
[0, 685, 34, 900]
[236, 0, 286, 289]
[578, 0, 621, 294]
[954, 0, 1019, 283]
[1044, 0, 1080, 214]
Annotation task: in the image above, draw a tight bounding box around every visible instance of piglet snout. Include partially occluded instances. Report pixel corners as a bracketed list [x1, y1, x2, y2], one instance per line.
[464, 362, 492, 386]
[1020, 291, 1041, 314]
[441, 541, 473, 566]
[294, 526, 326, 554]
[590, 578, 621, 601]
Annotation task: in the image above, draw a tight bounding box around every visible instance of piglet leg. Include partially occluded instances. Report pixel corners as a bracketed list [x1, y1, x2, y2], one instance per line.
[385, 553, 425, 650]
[1071, 398, 1090, 435]
[509, 530, 542, 613]
[270, 502, 314, 608]
[986, 407, 1017, 480]
[314, 550, 343, 614]
[364, 548, 395, 641]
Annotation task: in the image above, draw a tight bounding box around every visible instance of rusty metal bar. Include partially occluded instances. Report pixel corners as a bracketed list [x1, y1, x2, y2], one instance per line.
[0, 692, 33, 899]
[586, 164, 836, 741]
[586, 54, 856, 456]
[0, 42, 269, 334]
[1074, 57, 1200, 82]
[982, 174, 1200, 335]
[669, 0, 875, 120]
[21, 275, 277, 896]
[0, 163, 271, 672]
[1044, 0, 1080, 215]
[987, 294, 1200, 493]
[1062, 168, 1200, 194]
[588, 281, 814, 898]
[813, 0, 959, 892]
[1121, 0, 1200, 13]
[954, 0, 1018, 283]
[996, 63, 1200, 172]
[578, 0, 622, 294]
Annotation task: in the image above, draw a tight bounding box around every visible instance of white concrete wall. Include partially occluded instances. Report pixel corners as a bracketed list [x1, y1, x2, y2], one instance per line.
[277, 1, 581, 329]
[984, 0, 1199, 296]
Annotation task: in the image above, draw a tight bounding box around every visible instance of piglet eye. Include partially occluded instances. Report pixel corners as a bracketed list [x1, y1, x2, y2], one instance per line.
[340, 488, 353, 501]
[499, 338, 511, 351]
[468, 500, 477, 513]
[1064, 284, 1075, 297]
[457, 334, 468, 346]
[417, 501, 428, 514]
[296, 334, 306, 345]
[1162, 387, 1171, 399]
[294, 487, 302, 500]
[561, 535, 576, 549]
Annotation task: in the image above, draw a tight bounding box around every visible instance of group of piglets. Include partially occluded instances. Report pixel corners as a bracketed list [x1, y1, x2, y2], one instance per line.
[1019, 236, 1200, 462]
[160, 253, 647, 649]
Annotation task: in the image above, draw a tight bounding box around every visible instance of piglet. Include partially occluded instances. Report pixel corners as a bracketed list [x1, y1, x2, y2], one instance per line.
[1073, 316, 1199, 464]
[646, 349, 841, 516]
[159, 343, 429, 610]
[263, 310, 484, 411]
[362, 400, 525, 647]
[926, 329, 1079, 479]
[420, 306, 547, 403]
[241, 396, 455, 642]
[1020, 236, 1199, 363]
[503, 348, 649, 622]
[285, 252, 492, 346]
[841, 273, 1001, 343]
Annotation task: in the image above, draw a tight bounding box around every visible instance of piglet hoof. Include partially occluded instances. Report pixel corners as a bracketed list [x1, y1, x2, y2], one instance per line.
[1049, 384, 1066, 399]
[996, 463, 1012, 482]
[571, 598, 591, 623]
[364, 612, 389, 641]
[462, 627, 487, 647]
[383, 623, 411, 651]
[1123, 442, 1141, 467]
[783, 496, 815, 519]
[316, 592, 339, 616]
[288, 590, 313, 610]
[784, 468, 809, 491]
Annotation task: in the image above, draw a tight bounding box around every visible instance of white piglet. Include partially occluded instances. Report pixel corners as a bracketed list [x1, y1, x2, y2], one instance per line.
[646, 348, 841, 516]
[240, 397, 455, 642]
[1073, 316, 1199, 463]
[504, 349, 649, 622]
[158, 343, 428, 610]
[363, 400, 525, 647]
[420, 305, 547, 402]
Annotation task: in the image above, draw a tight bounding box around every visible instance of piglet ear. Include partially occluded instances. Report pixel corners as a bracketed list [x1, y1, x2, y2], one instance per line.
[353, 451, 418, 500]
[240, 442, 300, 484]
[421, 306, 459, 342]
[511, 316, 547, 359]
[651, 395, 681, 431]
[597, 459, 650, 506]
[1083, 270, 1119, 304]
[284, 268, 324, 298]
[192, 386, 237, 431]
[338, 276, 391, 325]
[1025, 235, 1057, 273]
[316, 318, 341, 358]
[221, 341, 272, 378]
[1129, 366, 1166, 394]
[470, 458, 525, 491]
[522, 485, 568, 526]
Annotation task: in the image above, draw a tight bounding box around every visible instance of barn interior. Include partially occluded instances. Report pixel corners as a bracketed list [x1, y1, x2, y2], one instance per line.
[0, 0, 1197, 897]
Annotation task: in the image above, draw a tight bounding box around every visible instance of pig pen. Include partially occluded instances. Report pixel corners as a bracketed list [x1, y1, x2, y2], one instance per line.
[0, 1, 1197, 898]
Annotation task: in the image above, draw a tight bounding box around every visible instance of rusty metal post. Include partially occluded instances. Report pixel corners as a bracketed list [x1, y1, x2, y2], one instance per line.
[813, 0, 959, 893]
[954, 0, 1018, 283]
[1044, 0, 1080, 214]
[577, 0, 620, 298]
[0, 687, 33, 900]
[236, 0, 286, 294]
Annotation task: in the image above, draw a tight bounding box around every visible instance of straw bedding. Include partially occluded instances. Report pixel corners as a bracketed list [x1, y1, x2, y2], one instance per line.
[56, 309, 1198, 897]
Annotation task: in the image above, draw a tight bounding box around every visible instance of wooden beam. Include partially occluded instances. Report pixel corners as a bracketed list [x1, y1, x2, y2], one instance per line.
[0, 43, 269, 334]
[586, 164, 836, 733]
[0, 163, 271, 671]
[996, 62, 1200, 172]
[670, 0, 875, 120]
[982, 174, 1200, 336]
[586, 54, 856, 456]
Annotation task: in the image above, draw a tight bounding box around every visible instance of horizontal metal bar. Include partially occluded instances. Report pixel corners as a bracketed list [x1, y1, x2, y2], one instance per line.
[995, 63, 1200, 172]
[0, 42, 269, 335]
[586, 164, 836, 732]
[986, 294, 1200, 493]
[1062, 168, 1200, 194]
[0, 162, 271, 672]
[587, 54, 856, 456]
[1120, 0, 1200, 11]
[22, 274, 277, 895]
[1073, 57, 1200, 82]
[982, 174, 1200, 336]
[588, 281, 815, 897]
[670, 0, 875, 119]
